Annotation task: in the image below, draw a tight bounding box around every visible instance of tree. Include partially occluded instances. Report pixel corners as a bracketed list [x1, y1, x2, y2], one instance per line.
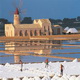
[21, 17, 33, 24]
[0, 18, 10, 24]
[49, 18, 62, 25]
[77, 16, 80, 21]
[63, 18, 76, 24]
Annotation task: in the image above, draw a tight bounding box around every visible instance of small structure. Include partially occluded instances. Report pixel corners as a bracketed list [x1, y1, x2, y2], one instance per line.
[66, 28, 78, 34]
[52, 25, 62, 35]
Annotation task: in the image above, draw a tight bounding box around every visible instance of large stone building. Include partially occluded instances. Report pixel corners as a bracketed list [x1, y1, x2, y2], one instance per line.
[5, 8, 62, 37]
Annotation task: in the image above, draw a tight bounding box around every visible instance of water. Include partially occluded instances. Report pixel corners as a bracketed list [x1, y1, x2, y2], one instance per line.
[0, 40, 80, 64]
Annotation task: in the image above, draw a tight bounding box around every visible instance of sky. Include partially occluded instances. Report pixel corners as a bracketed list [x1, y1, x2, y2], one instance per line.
[0, 0, 80, 22]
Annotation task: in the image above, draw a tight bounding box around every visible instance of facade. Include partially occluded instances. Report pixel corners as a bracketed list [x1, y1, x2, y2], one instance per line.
[5, 8, 62, 37]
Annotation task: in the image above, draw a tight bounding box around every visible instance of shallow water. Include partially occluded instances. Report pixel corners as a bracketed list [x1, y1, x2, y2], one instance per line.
[0, 40, 80, 63]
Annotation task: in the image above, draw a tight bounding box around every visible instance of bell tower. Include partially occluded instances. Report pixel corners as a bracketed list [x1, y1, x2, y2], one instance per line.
[14, 8, 20, 25]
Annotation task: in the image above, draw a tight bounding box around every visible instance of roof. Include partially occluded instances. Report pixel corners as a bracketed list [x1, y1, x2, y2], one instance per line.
[14, 24, 41, 29]
[66, 28, 78, 33]
[34, 19, 50, 23]
[53, 25, 61, 27]
[14, 8, 19, 14]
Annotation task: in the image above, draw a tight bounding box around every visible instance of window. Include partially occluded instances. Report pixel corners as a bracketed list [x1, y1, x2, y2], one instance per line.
[44, 26, 46, 32]
[20, 30, 23, 36]
[48, 31, 50, 35]
[39, 30, 42, 35]
[25, 30, 28, 36]
[52, 29, 54, 35]
[34, 30, 37, 36]
[30, 30, 33, 36]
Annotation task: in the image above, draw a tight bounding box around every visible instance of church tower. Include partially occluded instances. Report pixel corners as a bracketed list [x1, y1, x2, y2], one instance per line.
[14, 8, 20, 25]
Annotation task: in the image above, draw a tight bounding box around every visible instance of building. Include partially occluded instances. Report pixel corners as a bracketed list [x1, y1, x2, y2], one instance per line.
[52, 25, 62, 35]
[5, 8, 62, 37]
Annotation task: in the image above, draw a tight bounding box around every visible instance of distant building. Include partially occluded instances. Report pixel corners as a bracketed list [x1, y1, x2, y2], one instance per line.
[5, 8, 62, 37]
[52, 25, 62, 35]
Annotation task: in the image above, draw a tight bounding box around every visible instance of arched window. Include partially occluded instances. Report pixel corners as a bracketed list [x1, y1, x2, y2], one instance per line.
[25, 30, 28, 36]
[48, 31, 50, 35]
[44, 26, 46, 32]
[30, 30, 33, 36]
[34, 30, 37, 36]
[48, 26, 50, 31]
[52, 29, 54, 35]
[39, 30, 42, 35]
[20, 30, 23, 36]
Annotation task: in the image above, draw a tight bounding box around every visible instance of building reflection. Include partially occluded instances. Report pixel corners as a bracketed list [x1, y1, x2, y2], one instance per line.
[5, 40, 62, 63]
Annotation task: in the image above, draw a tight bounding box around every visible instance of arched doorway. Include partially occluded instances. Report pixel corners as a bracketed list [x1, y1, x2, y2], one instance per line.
[34, 30, 37, 36]
[25, 30, 28, 36]
[39, 30, 42, 35]
[20, 30, 23, 36]
[30, 30, 33, 36]
[52, 29, 54, 35]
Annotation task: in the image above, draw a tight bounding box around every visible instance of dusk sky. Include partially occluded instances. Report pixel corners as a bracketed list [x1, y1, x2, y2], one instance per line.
[0, 0, 80, 22]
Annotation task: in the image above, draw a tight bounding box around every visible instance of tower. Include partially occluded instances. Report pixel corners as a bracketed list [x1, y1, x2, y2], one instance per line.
[14, 8, 20, 25]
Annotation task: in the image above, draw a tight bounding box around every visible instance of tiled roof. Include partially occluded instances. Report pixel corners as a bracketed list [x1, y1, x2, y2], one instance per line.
[14, 24, 41, 29]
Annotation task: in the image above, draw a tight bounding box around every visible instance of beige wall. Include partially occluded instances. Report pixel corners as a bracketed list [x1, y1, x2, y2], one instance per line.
[14, 14, 20, 25]
[5, 24, 15, 37]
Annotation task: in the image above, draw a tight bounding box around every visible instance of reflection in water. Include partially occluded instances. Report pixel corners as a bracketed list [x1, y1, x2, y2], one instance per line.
[5, 40, 62, 63]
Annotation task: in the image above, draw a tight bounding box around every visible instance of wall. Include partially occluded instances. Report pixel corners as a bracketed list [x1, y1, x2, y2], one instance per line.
[5, 24, 15, 37]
